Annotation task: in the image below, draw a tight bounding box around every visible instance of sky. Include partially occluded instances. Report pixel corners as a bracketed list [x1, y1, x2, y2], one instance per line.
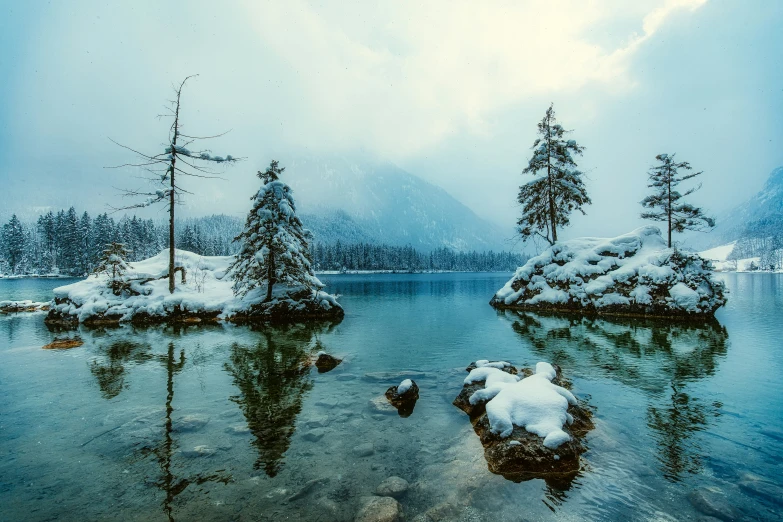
[0, 0, 781, 241]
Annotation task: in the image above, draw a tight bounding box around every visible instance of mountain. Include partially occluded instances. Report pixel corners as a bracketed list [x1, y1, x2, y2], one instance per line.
[689, 166, 783, 250]
[285, 156, 513, 252]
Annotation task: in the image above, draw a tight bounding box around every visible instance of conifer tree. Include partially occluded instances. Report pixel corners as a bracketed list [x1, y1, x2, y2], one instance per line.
[230, 160, 322, 302]
[641, 153, 715, 248]
[93, 242, 133, 296]
[2, 214, 26, 274]
[517, 104, 590, 245]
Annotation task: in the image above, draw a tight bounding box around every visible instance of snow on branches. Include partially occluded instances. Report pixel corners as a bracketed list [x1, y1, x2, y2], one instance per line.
[517, 104, 590, 245]
[230, 160, 323, 302]
[641, 153, 715, 248]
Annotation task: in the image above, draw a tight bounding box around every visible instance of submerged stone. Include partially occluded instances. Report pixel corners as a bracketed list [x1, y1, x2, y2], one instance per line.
[687, 488, 743, 521]
[355, 496, 402, 522]
[375, 476, 409, 498]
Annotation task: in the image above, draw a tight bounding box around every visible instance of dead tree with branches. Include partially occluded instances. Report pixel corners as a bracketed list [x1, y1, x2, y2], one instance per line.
[108, 75, 240, 293]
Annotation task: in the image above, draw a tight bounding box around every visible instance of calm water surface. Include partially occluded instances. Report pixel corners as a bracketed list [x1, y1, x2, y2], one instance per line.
[0, 273, 781, 521]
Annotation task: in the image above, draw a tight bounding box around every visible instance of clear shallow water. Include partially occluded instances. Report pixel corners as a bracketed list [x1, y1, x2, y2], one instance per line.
[0, 272, 781, 521]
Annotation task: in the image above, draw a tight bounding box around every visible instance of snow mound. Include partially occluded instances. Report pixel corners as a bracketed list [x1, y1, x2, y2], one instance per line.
[465, 362, 576, 449]
[47, 249, 342, 326]
[491, 227, 726, 317]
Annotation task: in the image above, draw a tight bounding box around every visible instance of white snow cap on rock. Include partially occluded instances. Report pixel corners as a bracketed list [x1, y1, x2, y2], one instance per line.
[465, 361, 576, 449]
[397, 379, 413, 394]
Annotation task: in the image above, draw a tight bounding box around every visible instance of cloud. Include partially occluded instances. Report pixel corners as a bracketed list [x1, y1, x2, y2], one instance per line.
[242, 0, 709, 157]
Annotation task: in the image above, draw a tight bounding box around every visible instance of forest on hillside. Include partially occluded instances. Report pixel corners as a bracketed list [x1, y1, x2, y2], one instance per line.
[0, 209, 526, 276]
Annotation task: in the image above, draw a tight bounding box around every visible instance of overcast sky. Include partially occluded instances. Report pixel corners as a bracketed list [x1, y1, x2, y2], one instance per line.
[1, 0, 781, 239]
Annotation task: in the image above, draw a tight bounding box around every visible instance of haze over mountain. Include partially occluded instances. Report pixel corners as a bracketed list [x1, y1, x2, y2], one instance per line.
[688, 165, 783, 250]
[287, 157, 513, 252]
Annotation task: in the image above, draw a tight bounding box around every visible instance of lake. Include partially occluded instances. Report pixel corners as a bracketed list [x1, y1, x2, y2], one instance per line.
[1, 273, 781, 521]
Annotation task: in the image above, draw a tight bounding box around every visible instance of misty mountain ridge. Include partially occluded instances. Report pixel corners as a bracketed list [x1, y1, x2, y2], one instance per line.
[694, 165, 783, 249]
[284, 157, 513, 252]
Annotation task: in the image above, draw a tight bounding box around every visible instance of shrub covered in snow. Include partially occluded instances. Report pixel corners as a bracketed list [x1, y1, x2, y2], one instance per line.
[491, 226, 726, 318]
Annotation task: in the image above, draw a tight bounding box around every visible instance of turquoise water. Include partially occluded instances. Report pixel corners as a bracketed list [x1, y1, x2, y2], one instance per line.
[0, 273, 781, 521]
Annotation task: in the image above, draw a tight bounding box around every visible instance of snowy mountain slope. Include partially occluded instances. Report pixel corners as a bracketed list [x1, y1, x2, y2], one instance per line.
[285, 156, 512, 252]
[692, 166, 783, 249]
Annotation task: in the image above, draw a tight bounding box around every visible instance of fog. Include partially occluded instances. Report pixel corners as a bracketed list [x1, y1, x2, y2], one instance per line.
[1, 0, 781, 241]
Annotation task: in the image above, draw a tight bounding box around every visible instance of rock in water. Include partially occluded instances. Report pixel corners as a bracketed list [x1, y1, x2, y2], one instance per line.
[453, 360, 593, 484]
[355, 496, 402, 522]
[687, 488, 743, 521]
[375, 476, 409, 498]
[385, 379, 419, 417]
[315, 353, 343, 373]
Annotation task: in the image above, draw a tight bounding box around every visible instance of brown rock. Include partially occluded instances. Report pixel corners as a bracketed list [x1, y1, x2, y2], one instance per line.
[315, 353, 343, 373]
[42, 337, 84, 350]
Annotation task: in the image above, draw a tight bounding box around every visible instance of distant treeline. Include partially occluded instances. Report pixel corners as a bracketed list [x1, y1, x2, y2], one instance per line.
[0, 209, 525, 275]
[310, 242, 526, 272]
[727, 215, 783, 270]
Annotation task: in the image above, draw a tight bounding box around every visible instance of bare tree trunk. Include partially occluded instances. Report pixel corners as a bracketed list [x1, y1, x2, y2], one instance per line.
[265, 251, 275, 302]
[168, 84, 183, 294]
[667, 165, 672, 248]
[545, 112, 557, 245]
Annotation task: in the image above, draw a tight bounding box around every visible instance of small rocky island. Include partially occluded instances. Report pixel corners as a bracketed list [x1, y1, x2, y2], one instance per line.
[45, 250, 342, 327]
[490, 227, 726, 319]
[454, 360, 593, 482]
[46, 161, 344, 328]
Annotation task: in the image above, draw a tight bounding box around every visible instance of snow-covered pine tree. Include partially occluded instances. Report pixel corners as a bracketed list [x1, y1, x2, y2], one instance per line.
[1, 215, 26, 274]
[230, 160, 322, 302]
[109, 75, 239, 293]
[640, 153, 715, 248]
[517, 104, 590, 245]
[93, 242, 133, 296]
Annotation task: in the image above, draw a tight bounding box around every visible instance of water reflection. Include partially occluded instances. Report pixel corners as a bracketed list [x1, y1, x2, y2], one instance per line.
[89, 340, 153, 399]
[224, 321, 338, 477]
[86, 332, 230, 521]
[503, 311, 729, 482]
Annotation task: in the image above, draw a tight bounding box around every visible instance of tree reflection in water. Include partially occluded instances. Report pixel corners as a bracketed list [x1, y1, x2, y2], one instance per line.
[89, 333, 230, 522]
[89, 339, 153, 399]
[504, 311, 729, 483]
[224, 321, 338, 477]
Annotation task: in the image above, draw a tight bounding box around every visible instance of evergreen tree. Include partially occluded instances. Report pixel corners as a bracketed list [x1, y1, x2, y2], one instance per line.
[641, 153, 715, 248]
[37, 211, 57, 272]
[2, 215, 26, 274]
[93, 242, 133, 296]
[230, 160, 321, 301]
[79, 211, 92, 274]
[517, 104, 590, 245]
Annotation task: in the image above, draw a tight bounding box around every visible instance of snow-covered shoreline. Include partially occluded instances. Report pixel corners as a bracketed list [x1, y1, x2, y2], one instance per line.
[491, 227, 727, 319]
[45, 250, 343, 327]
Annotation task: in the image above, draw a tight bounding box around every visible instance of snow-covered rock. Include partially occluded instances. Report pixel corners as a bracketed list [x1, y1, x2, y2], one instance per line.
[384, 379, 419, 417]
[453, 360, 593, 480]
[45, 249, 343, 326]
[491, 226, 726, 318]
[0, 300, 51, 314]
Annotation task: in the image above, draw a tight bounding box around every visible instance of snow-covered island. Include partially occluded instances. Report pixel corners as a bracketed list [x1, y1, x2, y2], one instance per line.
[490, 227, 727, 319]
[47, 161, 345, 327]
[45, 250, 343, 327]
[453, 360, 593, 481]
